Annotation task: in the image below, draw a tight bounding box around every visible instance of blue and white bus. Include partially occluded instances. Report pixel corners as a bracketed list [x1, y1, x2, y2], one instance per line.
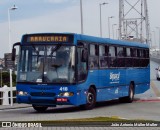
[12, 33, 150, 112]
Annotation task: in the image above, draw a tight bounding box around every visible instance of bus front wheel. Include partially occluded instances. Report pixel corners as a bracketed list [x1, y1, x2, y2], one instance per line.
[80, 87, 96, 110]
[32, 105, 48, 112]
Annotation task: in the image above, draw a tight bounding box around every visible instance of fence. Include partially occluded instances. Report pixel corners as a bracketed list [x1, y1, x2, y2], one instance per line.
[0, 85, 16, 106]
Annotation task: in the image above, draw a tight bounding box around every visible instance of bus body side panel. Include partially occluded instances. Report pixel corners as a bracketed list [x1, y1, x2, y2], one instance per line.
[96, 67, 150, 102]
[134, 67, 150, 94]
[81, 70, 99, 103]
[123, 67, 150, 96]
[97, 69, 123, 101]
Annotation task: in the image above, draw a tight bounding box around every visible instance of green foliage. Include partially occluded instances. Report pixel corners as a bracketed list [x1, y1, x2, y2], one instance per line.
[0, 71, 16, 87]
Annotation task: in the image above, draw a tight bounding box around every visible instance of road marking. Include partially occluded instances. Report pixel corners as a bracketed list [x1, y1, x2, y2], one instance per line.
[151, 81, 160, 97]
[134, 99, 160, 102]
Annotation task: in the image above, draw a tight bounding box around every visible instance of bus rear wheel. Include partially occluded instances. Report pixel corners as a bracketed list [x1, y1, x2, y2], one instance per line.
[80, 87, 96, 110]
[32, 105, 48, 112]
[125, 83, 134, 103]
[119, 83, 134, 103]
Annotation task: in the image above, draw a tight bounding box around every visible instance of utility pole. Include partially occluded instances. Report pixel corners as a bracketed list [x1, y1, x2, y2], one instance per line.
[99, 2, 108, 37]
[80, 0, 84, 34]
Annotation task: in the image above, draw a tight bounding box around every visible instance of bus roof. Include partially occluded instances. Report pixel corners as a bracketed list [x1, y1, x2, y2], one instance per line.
[74, 33, 149, 48]
[21, 33, 149, 48]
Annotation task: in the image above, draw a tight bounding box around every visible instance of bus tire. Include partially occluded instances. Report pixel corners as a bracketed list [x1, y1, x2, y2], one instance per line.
[127, 82, 135, 103]
[119, 83, 134, 103]
[80, 87, 96, 110]
[32, 105, 48, 112]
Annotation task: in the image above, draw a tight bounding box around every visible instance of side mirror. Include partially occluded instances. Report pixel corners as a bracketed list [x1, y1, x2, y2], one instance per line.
[12, 48, 16, 61]
[11, 42, 20, 61]
[81, 49, 88, 62]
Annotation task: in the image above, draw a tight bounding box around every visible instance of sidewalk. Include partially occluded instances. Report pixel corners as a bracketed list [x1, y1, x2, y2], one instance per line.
[0, 103, 31, 110]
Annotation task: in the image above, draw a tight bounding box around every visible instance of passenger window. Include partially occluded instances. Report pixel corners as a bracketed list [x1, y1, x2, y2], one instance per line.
[146, 50, 149, 58]
[125, 48, 132, 67]
[99, 45, 105, 56]
[126, 48, 131, 57]
[138, 49, 143, 58]
[117, 47, 124, 57]
[99, 45, 108, 68]
[90, 44, 98, 56]
[117, 47, 125, 67]
[89, 44, 99, 69]
[131, 48, 139, 67]
[132, 48, 137, 57]
[109, 46, 115, 57]
[108, 46, 116, 67]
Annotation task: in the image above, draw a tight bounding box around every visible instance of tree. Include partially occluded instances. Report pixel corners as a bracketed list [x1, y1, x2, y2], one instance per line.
[0, 72, 16, 87]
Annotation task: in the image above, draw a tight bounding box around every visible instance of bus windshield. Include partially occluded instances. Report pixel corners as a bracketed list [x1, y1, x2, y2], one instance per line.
[17, 45, 76, 84]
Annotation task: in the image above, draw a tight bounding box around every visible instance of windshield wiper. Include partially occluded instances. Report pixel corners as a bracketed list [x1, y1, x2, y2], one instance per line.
[50, 44, 61, 56]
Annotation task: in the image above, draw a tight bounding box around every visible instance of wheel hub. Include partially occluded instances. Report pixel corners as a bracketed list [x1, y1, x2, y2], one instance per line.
[87, 93, 94, 104]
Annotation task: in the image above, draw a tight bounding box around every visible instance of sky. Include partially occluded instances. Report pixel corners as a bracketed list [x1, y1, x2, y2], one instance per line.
[0, 0, 159, 58]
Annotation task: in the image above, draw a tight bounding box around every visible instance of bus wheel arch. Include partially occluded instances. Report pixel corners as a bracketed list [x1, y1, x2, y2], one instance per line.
[80, 85, 96, 110]
[119, 81, 135, 103]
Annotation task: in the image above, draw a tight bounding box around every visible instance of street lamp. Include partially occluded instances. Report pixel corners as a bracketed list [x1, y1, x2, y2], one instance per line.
[8, 5, 18, 52]
[108, 16, 114, 38]
[112, 24, 117, 39]
[156, 27, 160, 50]
[99, 2, 108, 37]
[80, 0, 84, 34]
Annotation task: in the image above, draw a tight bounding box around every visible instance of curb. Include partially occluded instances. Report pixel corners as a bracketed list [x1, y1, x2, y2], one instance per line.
[0, 104, 32, 110]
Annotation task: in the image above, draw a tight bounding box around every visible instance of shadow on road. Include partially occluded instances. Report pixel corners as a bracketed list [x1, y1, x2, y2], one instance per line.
[32, 99, 126, 114]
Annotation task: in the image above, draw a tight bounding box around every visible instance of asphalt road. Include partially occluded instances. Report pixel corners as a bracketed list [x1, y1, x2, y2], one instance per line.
[0, 61, 160, 122]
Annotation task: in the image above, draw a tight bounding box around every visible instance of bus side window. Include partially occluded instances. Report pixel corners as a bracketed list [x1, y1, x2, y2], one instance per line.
[144, 49, 149, 67]
[99, 45, 108, 68]
[131, 48, 138, 67]
[117, 47, 125, 67]
[89, 44, 98, 69]
[108, 46, 116, 67]
[125, 48, 132, 67]
[138, 49, 143, 67]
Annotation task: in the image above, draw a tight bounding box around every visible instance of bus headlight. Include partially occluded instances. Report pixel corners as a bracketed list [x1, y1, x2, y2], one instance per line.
[17, 91, 28, 96]
[59, 92, 74, 97]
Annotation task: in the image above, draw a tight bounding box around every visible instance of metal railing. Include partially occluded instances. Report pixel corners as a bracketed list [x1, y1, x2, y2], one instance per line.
[0, 85, 16, 106]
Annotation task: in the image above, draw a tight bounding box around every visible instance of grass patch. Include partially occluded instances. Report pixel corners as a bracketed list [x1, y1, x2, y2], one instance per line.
[2, 117, 159, 127]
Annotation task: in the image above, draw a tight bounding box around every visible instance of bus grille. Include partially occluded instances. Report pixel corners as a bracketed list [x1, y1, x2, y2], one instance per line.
[30, 92, 56, 97]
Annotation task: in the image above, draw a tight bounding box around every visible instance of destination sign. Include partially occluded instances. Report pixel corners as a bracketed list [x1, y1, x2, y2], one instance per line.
[28, 36, 68, 42]
[22, 34, 74, 44]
